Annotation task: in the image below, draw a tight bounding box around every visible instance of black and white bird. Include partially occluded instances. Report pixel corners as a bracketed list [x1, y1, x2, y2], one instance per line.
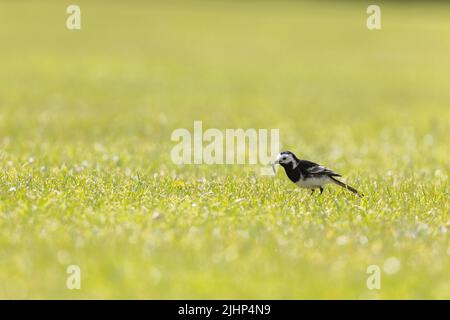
[272, 151, 363, 197]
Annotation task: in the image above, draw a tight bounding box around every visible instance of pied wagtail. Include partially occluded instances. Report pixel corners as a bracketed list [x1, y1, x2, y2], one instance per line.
[272, 151, 363, 197]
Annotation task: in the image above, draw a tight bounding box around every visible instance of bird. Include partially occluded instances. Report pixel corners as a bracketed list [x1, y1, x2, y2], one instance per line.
[272, 151, 363, 197]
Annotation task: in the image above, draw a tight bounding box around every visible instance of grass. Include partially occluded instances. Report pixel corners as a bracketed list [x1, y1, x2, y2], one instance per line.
[0, 0, 449, 299]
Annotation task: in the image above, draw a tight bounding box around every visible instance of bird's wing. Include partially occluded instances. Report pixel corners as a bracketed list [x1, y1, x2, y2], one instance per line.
[299, 160, 342, 177]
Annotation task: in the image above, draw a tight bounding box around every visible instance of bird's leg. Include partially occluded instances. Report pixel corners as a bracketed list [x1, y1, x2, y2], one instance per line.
[319, 187, 324, 195]
[310, 189, 315, 195]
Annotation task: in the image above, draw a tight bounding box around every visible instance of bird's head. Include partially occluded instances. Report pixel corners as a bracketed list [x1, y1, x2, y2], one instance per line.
[272, 151, 299, 172]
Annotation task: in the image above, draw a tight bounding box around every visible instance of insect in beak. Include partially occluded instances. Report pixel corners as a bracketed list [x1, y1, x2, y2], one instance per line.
[272, 159, 279, 174]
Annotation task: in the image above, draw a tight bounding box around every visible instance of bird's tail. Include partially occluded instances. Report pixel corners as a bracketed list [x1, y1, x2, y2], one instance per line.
[330, 176, 363, 197]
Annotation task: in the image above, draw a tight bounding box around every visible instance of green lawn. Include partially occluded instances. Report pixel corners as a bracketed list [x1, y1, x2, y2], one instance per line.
[0, 0, 449, 299]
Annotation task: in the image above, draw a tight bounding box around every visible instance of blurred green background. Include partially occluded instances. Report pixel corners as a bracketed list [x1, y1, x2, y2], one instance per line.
[0, 0, 449, 299]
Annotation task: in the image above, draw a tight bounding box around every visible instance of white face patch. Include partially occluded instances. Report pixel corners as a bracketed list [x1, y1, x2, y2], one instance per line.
[275, 153, 298, 168]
